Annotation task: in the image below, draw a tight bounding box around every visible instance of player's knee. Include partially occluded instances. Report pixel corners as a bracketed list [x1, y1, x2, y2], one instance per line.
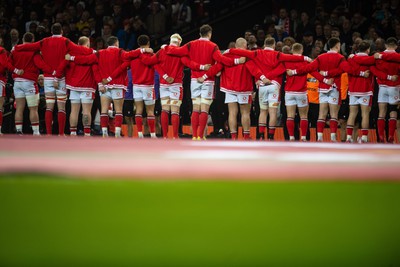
[269, 102, 279, 108]
[144, 99, 155, 106]
[161, 98, 170, 106]
[201, 98, 213, 106]
[170, 99, 182, 107]
[192, 97, 201, 106]
[57, 94, 67, 103]
[26, 94, 39, 108]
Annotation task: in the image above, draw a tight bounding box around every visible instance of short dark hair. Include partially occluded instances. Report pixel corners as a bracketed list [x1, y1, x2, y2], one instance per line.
[327, 37, 340, 49]
[264, 37, 275, 47]
[200, 24, 212, 37]
[23, 32, 34, 43]
[137, 35, 150, 46]
[358, 41, 370, 52]
[107, 36, 118, 46]
[51, 23, 62, 35]
[386, 37, 398, 46]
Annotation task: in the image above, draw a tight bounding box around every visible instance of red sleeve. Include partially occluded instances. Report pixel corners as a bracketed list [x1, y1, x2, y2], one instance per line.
[228, 48, 257, 59]
[295, 59, 319, 75]
[278, 53, 304, 62]
[204, 63, 224, 78]
[109, 61, 130, 80]
[212, 47, 235, 66]
[310, 71, 325, 83]
[181, 56, 201, 70]
[370, 66, 388, 80]
[67, 41, 93, 55]
[339, 59, 363, 76]
[244, 60, 263, 79]
[73, 53, 98, 65]
[381, 52, 400, 62]
[351, 55, 375, 65]
[92, 64, 102, 83]
[122, 48, 142, 61]
[140, 54, 159, 66]
[54, 60, 69, 79]
[166, 43, 190, 57]
[33, 52, 53, 74]
[14, 41, 41, 52]
[266, 63, 286, 78]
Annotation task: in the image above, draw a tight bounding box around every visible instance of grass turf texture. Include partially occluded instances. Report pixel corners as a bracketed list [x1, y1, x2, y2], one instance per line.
[0, 175, 399, 267]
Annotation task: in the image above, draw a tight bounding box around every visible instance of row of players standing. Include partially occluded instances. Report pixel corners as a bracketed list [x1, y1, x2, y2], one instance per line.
[1, 23, 400, 142]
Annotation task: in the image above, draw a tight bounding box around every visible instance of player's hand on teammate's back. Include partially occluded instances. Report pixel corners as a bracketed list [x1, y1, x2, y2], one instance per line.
[392, 75, 398, 82]
[65, 54, 71, 61]
[286, 69, 295, 76]
[98, 84, 106, 93]
[166, 77, 174, 84]
[238, 57, 246, 64]
[262, 77, 271, 85]
[197, 77, 205, 83]
[203, 64, 211, 71]
[374, 53, 382, 59]
[364, 70, 371, 78]
[16, 69, 24, 75]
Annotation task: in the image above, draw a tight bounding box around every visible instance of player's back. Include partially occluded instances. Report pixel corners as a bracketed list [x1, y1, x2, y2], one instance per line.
[315, 52, 345, 73]
[284, 60, 308, 92]
[130, 53, 154, 85]
[220, 52, 252, 92]
[97, 47, 125, 77]
[375, 51, 399, 75]
[40, 36, 70, 69]
[11, 45, 39, 80]
[0, 47, 10, 78]
[187, 38, 217, 65]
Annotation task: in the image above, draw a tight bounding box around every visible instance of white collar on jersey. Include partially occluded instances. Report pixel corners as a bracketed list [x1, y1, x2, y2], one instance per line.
[384, 49, 396, 53]
[52, 35, 62, 37]
[356, 52, 368, 56]
[198, 37, 210, 41]
[107, 46, 119, 49]
[264, 47, 274, 51]
[327, 50, 338, 53]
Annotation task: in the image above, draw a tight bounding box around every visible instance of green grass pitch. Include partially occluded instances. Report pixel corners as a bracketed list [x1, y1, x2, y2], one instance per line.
[1, 174, 400, 267]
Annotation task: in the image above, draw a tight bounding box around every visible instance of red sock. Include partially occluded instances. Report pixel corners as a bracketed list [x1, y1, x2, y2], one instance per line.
[388, 118, 397, 141]
[171, 112, 180, 139]
[259, 124, 266, 135]
[300, 119, 308, 138]
[84, 126, 91, 136]
[231, 131, 237, 140]
[147, 116, 155, 134]
[58, 110, 66, 135]
[161, 110, 170, 138]
[114, 113, 123, 128]
[330, 118, 338, 135]
[191, 111, 200, 138]
[100, 113, 109, 128]
[135, 115, 143, 132]
[243, 131, 250, 140]
[346, 126, 353, 136]
[45, 109, 53, 135]
[286, 117, 295, 137]
[317, 119, 325, 134]
[361, 129, 368, 136]
[198, 112, 208, 138]
[268, 127, 276, 140]
[377, 118, 385, 141]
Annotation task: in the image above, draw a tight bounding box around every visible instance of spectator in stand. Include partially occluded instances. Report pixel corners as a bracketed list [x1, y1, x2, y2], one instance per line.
[5, 29, 21, 51]
[248, 34, 259, 50]
[146, 1, 166, 38]
[76, 11, 91, 31]
[351, 12, 369, 35]
[283, 37, 295, 48]
[117, 19, 136, 51]
[94, 37, 106, 50]
[273, 25, 289, 42]
[93, 3, 105, 34]
[323, 24, 332, 43]
[275, 41, 283, 51]
[131, 0, 148, 21]
[276, 8, 293, 36]
[256, 28, 266, 47]
[132, 16, 148, 37]
[25, 11, 40, 33]
[311, 45, 322, 59]
[374, 37, 386, 52]
[296, 12, 313, 42]
[102, 24, 113, 44]
[314, 38, 324, 49]
[244, 29, 253, 42]
[112, 3, 124, 31]
[172, 0, 192, 29]
[302, 31, 314, 57]
[315, 24, 325, 41]
[341, 18, 353, 53]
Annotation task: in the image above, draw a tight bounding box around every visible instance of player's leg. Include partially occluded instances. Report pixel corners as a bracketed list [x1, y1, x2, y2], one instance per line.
[397, 104, 400, 143]
[26, 95, 40, 136]
[69, 91, 80, 136]
[159, 86, 170, 139]
[81, 91, 94, 137]
[109, 89, 124, 138]
[43, 79, 56, 135]
[327, 89, 340, 142]
[133, 86, 145, 138]
[387, 87, 399, 143]
[377, 85, 389, 142]
[198, 83, 214, 140]
[258, 85, 268, 140]
[239, 101, 251, 140]
[100, 90, 112, 137]
[297, 94, 309, 142]
[225, 93, 238, 140]
[55, 78, 67, 136]
[170, 86, 183, 139]
[285, 94, 296, 141]
[346, 102, 358, 143]
[360, 98, 372, 143]
[190, 81, 202, 140]
[266, 84, 280, 140]
[142, 87, 156, 138]
[14, 97, 26, 134]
